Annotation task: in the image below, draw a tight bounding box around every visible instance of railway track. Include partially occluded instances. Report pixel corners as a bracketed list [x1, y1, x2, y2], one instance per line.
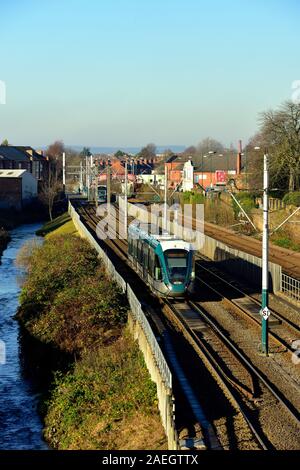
[141, 204, 300, 278]
[73, 200, 300, 449]
[163, 298, 300, 449]
[195, 254, 300, 353]
[195, 217, 300, 279]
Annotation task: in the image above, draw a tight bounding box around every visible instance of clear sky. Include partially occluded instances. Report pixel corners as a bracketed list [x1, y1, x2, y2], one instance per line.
[0, 0, 299, 149]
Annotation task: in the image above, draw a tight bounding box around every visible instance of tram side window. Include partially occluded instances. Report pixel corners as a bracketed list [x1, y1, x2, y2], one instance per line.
[149, 247, 155, 277]
[144, 244, 149, 269]
[137, 240, 142, 263]
[154, 255, 162, 280]
[132, 238, 137, 257]
[128, 237, 132, 255]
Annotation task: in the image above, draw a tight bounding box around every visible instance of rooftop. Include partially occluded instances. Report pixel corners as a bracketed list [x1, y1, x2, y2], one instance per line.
[0, 169, 27, 178]
[0, 145, 45, 162]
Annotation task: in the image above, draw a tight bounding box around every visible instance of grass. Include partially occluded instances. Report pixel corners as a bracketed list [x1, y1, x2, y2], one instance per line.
[36, 213, 72, 236]
[44, 330, 167, 450]
[17, 230, 166, 449]
[46, 220, 77, 239]
[271, 235, 300, 252]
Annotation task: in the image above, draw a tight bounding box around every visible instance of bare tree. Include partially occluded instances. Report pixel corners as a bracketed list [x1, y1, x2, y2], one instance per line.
[39, 171, 61, 221]
[183, 145, 197, 156]
[47, 140, 65, 181]
[40, 149, 63, 220]
[260, 101, 300, 192]
[197, 137, 225, 155]
[139, 143, 157, 159]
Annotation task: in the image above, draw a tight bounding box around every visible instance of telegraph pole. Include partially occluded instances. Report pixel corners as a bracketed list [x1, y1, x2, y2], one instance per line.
[124, 159, 128, 234]
[107, 162, 111, 206]
[94, 161, 98, 208]
[62, 152, 66, 193]
[85, 155, 89, 199]
[261, 150, 270, 355]
[164, 162, 168, 230]
[79, 161, 83, 193]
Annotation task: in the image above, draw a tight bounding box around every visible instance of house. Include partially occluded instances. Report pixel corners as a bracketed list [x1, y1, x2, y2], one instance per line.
[0, 145, 47, 181]
[165, 155, 186, 189]
[0, 169, 38, 210]
[164, 152, 243, 190]
[193, 153, 238, 189]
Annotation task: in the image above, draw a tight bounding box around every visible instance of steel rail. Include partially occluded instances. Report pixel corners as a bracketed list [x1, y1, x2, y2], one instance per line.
[195, 254, 300, 336]
[164, 299, 269, 450]
[188, 300, 300, 428]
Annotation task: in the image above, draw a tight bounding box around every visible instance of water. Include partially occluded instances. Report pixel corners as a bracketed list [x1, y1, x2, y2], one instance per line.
[0, 224, 47, 449]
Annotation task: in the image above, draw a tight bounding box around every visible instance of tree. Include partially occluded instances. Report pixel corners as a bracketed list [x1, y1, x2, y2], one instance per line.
[183, 145, 197, 156]
[42, 140, 65, 220]
[47, 140, 65, 159]
[114, 150, 126, 158]
[139, 143, 157, 159]
[80, 147, 92, 157]
[39, 164, 61, 221]
[259, 101, 300, 192]
[1, 138, 9, 145]
[196, 137, 225, 155]
[46, 140, 65, 182]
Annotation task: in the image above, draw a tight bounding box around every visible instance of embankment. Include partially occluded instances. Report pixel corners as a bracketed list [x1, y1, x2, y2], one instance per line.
[16, 215, 167, 450]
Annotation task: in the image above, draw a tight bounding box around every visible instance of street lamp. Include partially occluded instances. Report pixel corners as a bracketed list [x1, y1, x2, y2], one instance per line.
[203, 154, 207, 190]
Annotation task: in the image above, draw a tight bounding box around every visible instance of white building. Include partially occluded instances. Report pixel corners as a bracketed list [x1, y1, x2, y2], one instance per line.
[182, 160, 194, 192]
[0, 169, 38, 210]
[136, 173, 165, 189]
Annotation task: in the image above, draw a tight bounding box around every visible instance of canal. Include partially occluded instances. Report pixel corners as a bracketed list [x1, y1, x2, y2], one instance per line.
[0, 223, 47, 450]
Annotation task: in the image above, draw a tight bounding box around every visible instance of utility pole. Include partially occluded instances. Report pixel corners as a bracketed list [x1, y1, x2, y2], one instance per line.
[261, 150, 270, 355]
[164, 162, 168, 230]
[62, 152, 66, 193]
[94, 161, 98, 208]
[107, 162, 111, 206]
[79, 161, 83, 193]
[85, 155, 89, 199]
[124, 159, 128, 234]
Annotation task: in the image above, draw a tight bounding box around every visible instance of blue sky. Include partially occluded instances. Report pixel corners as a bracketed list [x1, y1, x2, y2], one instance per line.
[0, 0, 299, 149]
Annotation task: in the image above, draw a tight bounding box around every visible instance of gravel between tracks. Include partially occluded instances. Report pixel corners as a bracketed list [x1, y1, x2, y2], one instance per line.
[197, 297, 300, 449]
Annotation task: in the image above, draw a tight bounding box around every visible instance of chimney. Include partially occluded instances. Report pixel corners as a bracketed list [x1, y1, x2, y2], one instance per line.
[237, 139, 242, 175]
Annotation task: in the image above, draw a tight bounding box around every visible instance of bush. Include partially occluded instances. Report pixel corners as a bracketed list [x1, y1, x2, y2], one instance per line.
[282, 192, 300, 207]
[232, 192, 256, 218]
[17, 234, 127, 354]
[44, 332, 164, 450]
[30, 269, 128, 353]
[18, 234, 99, 310]
[182, 191, 205, 204]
